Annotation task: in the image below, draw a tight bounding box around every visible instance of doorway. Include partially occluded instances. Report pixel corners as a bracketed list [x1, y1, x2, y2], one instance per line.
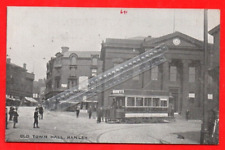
[169, 88, 180, 113]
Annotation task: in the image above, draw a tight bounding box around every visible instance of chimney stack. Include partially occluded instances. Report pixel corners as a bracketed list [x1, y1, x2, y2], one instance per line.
[7, 58, 11, 63]
[61, 46, 69, 53]
[23, 63, 26, 69]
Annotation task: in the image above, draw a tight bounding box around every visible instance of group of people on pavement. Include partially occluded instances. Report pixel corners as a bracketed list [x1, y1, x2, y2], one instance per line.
[6, 106, 19, 129]
[5, 105, 44, 129]
[77, 104, 104, 123]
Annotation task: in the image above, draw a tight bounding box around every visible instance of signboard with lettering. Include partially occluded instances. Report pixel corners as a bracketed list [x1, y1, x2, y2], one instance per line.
[112, 90, 124, 94]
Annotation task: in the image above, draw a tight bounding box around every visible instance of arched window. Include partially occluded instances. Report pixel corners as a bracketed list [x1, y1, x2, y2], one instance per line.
[70, 56, 77, 65]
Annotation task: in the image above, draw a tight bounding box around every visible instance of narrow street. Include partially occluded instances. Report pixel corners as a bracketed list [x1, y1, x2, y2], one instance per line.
[6, 106, 201, 144]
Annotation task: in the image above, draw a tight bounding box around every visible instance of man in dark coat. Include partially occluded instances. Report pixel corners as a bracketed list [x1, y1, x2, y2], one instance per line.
[33, 108, 39, 128]
[13, 108, 19, 128]
[88, 106, 92, 119]
[97, 107, 103, 123]
[9, 106, 14, 121]
[76, 105, 80, 118]
[39, 106, 44, 120]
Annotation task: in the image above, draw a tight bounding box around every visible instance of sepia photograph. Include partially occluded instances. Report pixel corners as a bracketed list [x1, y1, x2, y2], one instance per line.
[5, 7, 220, 144]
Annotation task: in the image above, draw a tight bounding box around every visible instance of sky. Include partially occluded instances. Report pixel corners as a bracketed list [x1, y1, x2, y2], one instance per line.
[6, 7, 220, 81]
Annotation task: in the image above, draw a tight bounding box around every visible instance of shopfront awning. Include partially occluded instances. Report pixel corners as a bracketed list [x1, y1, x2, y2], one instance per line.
[59, 101, 80, 104]
[6, 95, 20, 101]
[25, 97, 38, 103]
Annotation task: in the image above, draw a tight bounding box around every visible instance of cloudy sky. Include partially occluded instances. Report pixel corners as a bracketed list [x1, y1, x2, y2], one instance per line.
[6, 7, 220, 80]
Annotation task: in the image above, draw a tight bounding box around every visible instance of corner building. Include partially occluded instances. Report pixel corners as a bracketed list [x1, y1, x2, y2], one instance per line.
[6, 58, 35, 104]
[45, 47, 103, 109]
[100, 32, 210, 119]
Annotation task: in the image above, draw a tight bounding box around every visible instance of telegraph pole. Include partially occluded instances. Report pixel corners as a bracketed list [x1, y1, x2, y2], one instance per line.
[200, 9, 209, 144]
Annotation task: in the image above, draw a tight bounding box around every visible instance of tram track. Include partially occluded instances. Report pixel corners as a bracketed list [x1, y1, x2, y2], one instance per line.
[95, 125, 171, 144]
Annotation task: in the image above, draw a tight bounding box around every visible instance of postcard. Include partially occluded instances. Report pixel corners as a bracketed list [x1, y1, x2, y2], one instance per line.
[5, 7, 220, 144]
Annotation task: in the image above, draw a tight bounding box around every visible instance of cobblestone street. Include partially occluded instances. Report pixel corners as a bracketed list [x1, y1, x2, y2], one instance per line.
[5, 107, 201, 144]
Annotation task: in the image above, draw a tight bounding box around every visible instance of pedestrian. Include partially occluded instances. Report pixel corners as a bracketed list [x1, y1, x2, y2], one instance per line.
[76, 105, 80, 118]
[9, 106, 14, 121]
[88, 106, 92, 119]
[186, 109, 190, 121]
[39, 105, 44, 120]
[33, 108, 39, 128]
[13, 108, 19, 128]
[6, 108, 8, 129]
[97, 107, 102, 123]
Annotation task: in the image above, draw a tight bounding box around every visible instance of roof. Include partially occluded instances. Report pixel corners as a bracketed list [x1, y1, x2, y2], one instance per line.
[209, 25, 220, 35]
[103, 38, 143, 49]
[62, 51, 100, 58]
[142, 31, 204, 48]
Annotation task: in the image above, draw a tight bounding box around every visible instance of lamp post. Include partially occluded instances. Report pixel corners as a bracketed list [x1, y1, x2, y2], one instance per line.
[200, 9, 209, 144]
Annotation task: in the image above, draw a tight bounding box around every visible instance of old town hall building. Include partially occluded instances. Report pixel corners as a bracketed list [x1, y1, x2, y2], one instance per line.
[100, 31, 212, 119]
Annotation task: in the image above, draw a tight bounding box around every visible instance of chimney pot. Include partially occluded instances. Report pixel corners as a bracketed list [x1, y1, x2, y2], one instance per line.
[61, 47, 69, 53]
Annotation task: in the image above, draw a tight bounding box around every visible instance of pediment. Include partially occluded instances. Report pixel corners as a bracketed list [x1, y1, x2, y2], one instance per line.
[143, 32, 204, 50]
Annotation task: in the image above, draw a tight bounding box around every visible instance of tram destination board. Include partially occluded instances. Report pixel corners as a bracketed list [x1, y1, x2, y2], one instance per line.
[5, 7, 220, 144]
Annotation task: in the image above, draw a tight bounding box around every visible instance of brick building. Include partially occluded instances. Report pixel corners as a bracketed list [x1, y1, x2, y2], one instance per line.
[6, 58, 35, 105]
[208, 25, 220, 112]
[100, 31, 214, 119]
[45, 47, 103, 109]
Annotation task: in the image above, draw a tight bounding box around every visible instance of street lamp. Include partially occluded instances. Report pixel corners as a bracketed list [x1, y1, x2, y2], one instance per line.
[200, 9, 209, 144]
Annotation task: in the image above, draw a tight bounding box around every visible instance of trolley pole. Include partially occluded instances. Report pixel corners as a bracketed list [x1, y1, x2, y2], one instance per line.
[200, 9, 209, 144]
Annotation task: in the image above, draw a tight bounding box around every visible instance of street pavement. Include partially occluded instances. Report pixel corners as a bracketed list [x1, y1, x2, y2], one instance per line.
[5, 106, 201, 144]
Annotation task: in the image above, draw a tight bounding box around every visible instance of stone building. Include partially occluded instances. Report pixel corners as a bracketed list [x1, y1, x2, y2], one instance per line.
[45, 47, 103, 109]
[100, 31, 214, 119]
[6, 58, 35, 105]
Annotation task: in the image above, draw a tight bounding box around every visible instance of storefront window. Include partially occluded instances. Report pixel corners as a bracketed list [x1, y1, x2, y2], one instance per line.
[127, 97, 135, 106]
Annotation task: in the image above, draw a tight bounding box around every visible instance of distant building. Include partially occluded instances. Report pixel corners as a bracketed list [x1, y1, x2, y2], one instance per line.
[33, 79, 46, 102]
[100, 31, 214, 119]
[45, 47, 103, 109]
[6, 58, 35, 105]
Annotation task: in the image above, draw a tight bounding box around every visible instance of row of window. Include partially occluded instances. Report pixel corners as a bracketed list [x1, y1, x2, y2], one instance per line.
[126, 97, 168, 107]
[150, 66, 196, 82]
[69, 56, 98, 66]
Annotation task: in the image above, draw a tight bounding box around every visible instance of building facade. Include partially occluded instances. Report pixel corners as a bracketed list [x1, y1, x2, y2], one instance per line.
[45, 47, 103, 109]
[208, 25, 220, 112]
[6, 58, 35, 105]
[100, 31, 213, 119]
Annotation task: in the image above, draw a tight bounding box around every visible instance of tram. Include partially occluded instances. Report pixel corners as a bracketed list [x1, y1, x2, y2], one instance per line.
[104, 89, 172, 123]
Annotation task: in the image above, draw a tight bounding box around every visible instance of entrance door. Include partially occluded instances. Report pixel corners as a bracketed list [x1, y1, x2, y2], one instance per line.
[169, 88, 179, 112]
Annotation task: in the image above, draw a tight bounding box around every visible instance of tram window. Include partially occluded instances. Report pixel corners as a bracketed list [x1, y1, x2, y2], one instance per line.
[127, 97, 135, 106]
[117, 98, 125, 107]
[153, 98, 160, 107]
[161, 100, 167, 107]
[144, 98, 152, 106]
[136, 97, 143, 106]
